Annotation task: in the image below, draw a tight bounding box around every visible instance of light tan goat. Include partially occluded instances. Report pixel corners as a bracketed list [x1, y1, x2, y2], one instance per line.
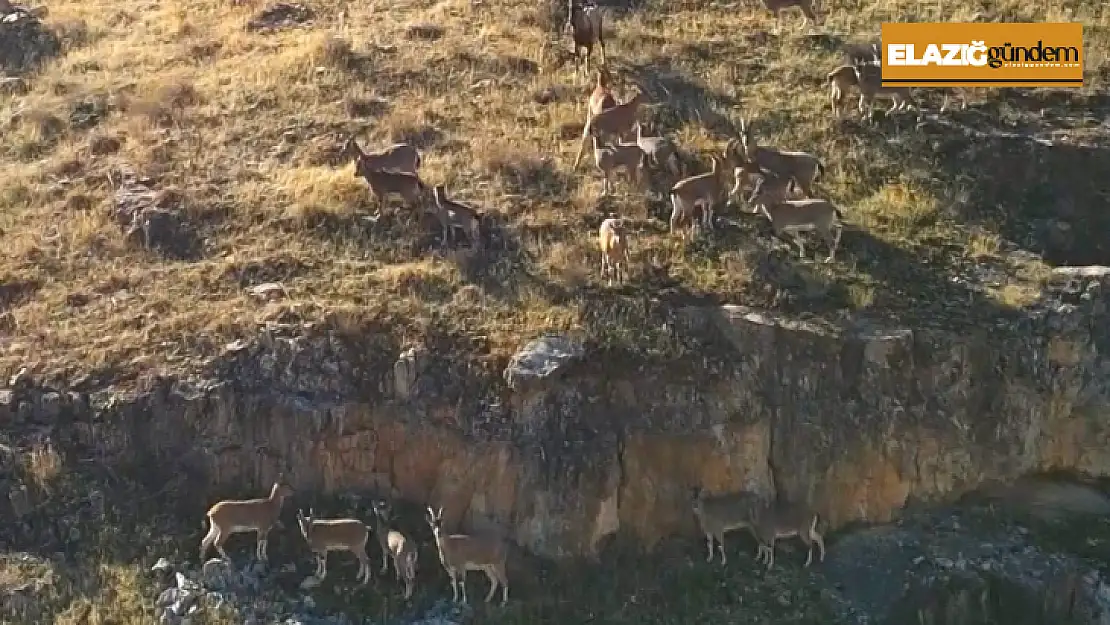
[745, 175, 844, 262]
[598, 217, 631, 286]
[735, 118, 825, 197]
[741, 169, 797, 205]
[761, 0, 818, 32]
[573, 87, 647, 170]
[429, 185, 482, 248]
[372, 500, 419, 600]
[588, 67, 617, 116]
[724, 150, 770, 201]
[356, 168, 427, 216]
[751, 500, 826, 570]
[344, 135, 422, 176]
[691, 487, 763, 565]
[200, 476, 294, 563]
[826, 63, 915, 121]
[633, 122, 681, 177]
[296, 508, 372, 584]
[591, 135, 643, 196]
[564, 0, 606, 80]
[426, 506, 510, 606]
[668, 154, 728, 237]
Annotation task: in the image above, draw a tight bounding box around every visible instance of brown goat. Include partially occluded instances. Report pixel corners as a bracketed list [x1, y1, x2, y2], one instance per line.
[573, 87, 648, 170]
[344, 135, 422, 176]
[588, 67, 617, 116]
[564, 0, 606, 80]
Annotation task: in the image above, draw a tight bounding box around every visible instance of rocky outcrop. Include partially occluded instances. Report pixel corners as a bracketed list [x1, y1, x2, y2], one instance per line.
[824, 504, 1110, 625]
[2, 268, 1109, 560]
[0, 6, 59, 75]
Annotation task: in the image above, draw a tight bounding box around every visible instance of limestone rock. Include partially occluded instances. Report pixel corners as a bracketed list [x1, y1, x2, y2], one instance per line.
[247, 283, 287, 302]
[824, 509, 1110, 625]
[6, 266, 1110, 560]
[503, 334, 584, 391]
[392, 345, 428, 401]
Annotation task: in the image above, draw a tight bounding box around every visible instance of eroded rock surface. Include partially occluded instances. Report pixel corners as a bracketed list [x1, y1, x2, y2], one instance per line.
[3, 269, 1110, 560]
[148, 556, 459, 625]
[823, 507, 1110, 625]
[0, 6, 58, 75]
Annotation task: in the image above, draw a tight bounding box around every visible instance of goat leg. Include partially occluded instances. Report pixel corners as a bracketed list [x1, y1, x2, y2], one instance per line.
[791, 233, 807, 258]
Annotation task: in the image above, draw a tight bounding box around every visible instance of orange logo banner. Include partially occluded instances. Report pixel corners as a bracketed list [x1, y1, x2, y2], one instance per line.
[880, 22, 1084, 88]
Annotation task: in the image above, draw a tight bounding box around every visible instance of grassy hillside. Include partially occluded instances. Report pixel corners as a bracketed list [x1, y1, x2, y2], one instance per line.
[2, 0, 1109, 385]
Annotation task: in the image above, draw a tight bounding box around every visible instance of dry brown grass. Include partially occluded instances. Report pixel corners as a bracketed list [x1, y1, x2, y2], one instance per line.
[24, 441, 63, 494]
[1, 0, 1108, 383]
[0, 551, 239, 625]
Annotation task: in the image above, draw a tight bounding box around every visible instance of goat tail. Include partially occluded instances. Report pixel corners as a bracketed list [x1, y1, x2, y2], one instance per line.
[814, 160, 826, 182]
[834, 206, 845, 221]
[414, 151, 423, 170]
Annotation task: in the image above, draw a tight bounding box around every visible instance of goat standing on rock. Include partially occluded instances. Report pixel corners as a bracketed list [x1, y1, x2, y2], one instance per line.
[295, 508, 373, 586]
[426, 506, 511, 606]
[200, 475, 294, 564]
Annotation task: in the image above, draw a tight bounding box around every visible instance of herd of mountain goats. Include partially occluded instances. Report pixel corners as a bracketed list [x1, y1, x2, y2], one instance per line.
[343, 0, 967, 288]
[192, 0, 972, 606]
[200, 474, 825, 607]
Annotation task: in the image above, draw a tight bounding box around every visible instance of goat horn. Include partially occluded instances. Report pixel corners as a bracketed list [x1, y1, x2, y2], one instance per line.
[343, 134, 365, 158]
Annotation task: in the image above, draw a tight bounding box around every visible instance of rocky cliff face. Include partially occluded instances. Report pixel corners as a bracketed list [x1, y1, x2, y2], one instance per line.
[2, 267, 1109, 560]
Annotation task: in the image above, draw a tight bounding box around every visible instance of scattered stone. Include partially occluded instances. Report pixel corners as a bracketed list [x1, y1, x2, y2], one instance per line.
[114, 174, 201, 260]
[392, 344, 428, 400]
[125, 207, 198, 259]
[299, 575, 321, 590]
[0, 75, 25, 94]
[143, 555, 460, 625]
[247, 282, 288, 302]
[405, 22, 445, 40]
[246, 3, 314, 32]
[503, 334, 584, 391]
[201, 557, 235, 590]
[7, 482, 30, 518]
[69, 99, 107, 130]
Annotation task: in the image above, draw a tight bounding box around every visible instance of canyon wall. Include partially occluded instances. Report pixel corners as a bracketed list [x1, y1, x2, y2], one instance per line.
[2, 267, 1109, 559]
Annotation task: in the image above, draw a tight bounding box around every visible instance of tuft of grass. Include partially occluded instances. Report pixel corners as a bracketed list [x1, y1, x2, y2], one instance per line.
[24, 441, 64, 494]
